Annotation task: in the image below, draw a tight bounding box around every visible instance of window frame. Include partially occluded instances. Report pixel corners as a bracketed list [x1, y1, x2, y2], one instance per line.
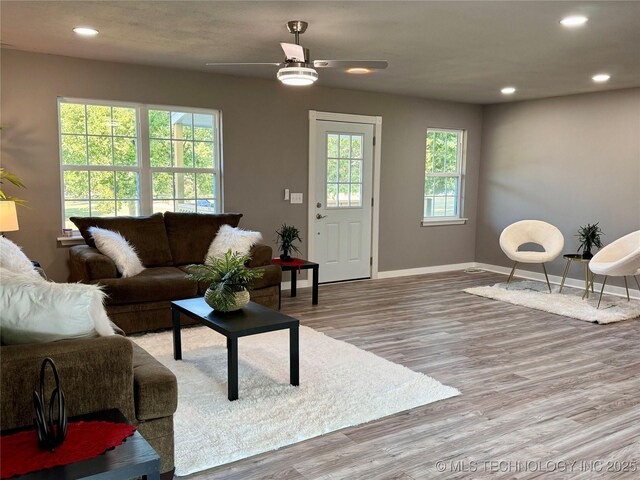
[422, 127, 468, 226]
[57, 98, 223, 230]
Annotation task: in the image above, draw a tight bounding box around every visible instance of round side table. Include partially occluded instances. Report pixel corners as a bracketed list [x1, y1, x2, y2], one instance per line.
[559, 254, 594, 299]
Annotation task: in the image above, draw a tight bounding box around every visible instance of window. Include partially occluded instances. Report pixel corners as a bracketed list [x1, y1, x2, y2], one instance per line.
[326, 133, 362, 208]
[148, 108, 218, 214]
[58, 99, 221, 229]
[423, 128, 466, 224]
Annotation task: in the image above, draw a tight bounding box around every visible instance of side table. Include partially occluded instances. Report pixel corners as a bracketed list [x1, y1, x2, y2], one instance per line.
[272, 259, 319, 308]
[559, 254, 594, 299]
[0, 409, 159, 480]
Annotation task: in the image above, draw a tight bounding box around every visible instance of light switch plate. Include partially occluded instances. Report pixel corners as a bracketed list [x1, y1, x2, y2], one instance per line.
[290, 193, 303, 204]
[284, 189, 290, 201]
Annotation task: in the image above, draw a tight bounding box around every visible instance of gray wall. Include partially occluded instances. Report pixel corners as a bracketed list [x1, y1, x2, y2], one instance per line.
[1, 49, 482, 282]
[476, 88, 640, 283]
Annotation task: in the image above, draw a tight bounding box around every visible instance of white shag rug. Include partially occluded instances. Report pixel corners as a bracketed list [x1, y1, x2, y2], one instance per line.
[465, 280, 640, 324]
[133, 325, 459, 476]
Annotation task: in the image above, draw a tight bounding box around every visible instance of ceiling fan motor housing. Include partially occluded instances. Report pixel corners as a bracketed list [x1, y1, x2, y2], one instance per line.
[286, 21, 308, 34]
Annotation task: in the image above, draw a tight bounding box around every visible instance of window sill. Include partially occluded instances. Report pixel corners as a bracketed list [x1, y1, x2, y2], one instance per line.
[421, 218, 468, 227]
[57, 236, 85, 246]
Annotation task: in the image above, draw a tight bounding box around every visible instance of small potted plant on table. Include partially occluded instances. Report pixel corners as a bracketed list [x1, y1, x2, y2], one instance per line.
[577, 222, 604, 259]
[275, 224, 302, 262]
[186, 250, 263, 312]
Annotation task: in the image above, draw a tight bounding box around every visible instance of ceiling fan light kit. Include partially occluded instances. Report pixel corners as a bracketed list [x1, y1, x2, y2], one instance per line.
[277, 66, 318, 86]
[206, 20, 388, 87]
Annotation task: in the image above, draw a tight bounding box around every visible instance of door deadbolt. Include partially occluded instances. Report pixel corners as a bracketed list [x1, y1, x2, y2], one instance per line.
[316, 202, 322, 208]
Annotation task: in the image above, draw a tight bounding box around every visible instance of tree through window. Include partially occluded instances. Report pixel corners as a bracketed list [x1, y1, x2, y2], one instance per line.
[58, 99, 221, 229]
[423, 128, 465, 221]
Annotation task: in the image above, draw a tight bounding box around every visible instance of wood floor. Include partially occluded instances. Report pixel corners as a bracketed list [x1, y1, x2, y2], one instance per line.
[188, 270, 640, 479]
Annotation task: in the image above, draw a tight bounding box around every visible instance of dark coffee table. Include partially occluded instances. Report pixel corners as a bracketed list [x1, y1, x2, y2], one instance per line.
[1, 409, 159, 480]
[171, 298, 300, 401]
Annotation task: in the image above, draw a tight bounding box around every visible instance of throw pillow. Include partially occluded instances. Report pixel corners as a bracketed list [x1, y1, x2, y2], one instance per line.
[205, 225, 262, 264]
[89, 226, 145, 277]
[0, 237, 41, 279]
[0, 268, 116, 345]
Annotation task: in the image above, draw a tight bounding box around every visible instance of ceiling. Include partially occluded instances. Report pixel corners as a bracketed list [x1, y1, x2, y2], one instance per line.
[1, 1, 639, 104]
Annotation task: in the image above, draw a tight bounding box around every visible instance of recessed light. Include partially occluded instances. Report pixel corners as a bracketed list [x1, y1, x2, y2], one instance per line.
[73, 27, 99, 36]
[346, 67, 372, 74]
[501, 87, 516, 95]
[592, 73, 610, 83]
[560, 16, 588, 27]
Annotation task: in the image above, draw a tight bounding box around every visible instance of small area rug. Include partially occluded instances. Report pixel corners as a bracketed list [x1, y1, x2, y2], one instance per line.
[133, 325, 459, 476]
[465, 280, 640, 324]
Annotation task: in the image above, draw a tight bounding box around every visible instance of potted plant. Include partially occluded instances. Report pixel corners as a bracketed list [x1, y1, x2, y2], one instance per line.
[186, 250, 264, 312]
[275, 224, 302, 262]
[0, 168, 27, 205]
[576, 222, 604, 259]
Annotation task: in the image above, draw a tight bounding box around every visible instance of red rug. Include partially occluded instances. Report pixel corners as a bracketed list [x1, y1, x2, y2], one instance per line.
[272, 258, 305, 272]
[1, 421, 136, 478]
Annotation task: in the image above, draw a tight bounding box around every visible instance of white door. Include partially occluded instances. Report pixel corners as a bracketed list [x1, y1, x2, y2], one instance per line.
[313, 121, 374, 283]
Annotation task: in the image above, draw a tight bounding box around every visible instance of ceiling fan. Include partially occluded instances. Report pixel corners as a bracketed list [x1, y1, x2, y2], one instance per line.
[206, 20, 388, 86]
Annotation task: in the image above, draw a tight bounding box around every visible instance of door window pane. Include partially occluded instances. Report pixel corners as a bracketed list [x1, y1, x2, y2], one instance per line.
[325, 133, 364, 208]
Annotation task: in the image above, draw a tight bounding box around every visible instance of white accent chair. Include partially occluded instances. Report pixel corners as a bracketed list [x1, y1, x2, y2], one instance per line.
[499, 220, 565, 292]
[589, 230, 640, 308]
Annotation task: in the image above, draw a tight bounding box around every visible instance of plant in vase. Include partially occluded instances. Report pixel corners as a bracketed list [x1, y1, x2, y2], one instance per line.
[186, 250, 263, 312]
[576, 222, 604, 259]
[275, 224, 302, 262]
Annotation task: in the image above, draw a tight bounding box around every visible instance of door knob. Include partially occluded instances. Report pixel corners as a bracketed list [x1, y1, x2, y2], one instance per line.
[316, 213, 327, 219]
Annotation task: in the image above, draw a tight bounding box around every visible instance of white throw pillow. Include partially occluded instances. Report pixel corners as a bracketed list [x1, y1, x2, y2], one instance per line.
[0, 236, 41, 279]
[205, 225, 262, 264]
[89, 226, 145, 277]
[0, 267, 116, 345]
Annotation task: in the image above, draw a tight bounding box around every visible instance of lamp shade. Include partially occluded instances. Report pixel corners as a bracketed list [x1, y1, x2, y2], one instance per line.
[0, 201, 19, 232]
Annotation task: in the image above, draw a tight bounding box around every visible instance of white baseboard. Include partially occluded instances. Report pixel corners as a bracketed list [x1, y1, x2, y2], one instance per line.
[475, 262, 640, 300]
[280, 261, 639, 300]
[377, 262, 476, 279]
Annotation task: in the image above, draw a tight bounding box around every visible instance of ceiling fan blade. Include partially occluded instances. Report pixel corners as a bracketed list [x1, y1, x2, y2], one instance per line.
[313, 60, 388, 70]
[280, 42, 306, 62]
[205, 62, 282, 67]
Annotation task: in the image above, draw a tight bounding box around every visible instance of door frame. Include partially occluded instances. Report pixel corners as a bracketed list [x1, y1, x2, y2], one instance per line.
[308, 110, 382, 280]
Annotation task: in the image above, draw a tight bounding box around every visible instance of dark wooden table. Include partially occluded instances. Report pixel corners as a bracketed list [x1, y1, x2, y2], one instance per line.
[0, 409, 159, 480]
[171, 298, 300, 401]
[272, 259, 319, 307]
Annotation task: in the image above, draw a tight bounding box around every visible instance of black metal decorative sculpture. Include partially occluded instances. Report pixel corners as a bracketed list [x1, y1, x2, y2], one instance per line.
[33, 357, 67, 451]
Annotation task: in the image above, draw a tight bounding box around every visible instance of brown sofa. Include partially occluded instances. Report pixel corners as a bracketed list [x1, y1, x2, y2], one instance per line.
[69, 212, 282, 334]
[0, 335, 177, 478]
